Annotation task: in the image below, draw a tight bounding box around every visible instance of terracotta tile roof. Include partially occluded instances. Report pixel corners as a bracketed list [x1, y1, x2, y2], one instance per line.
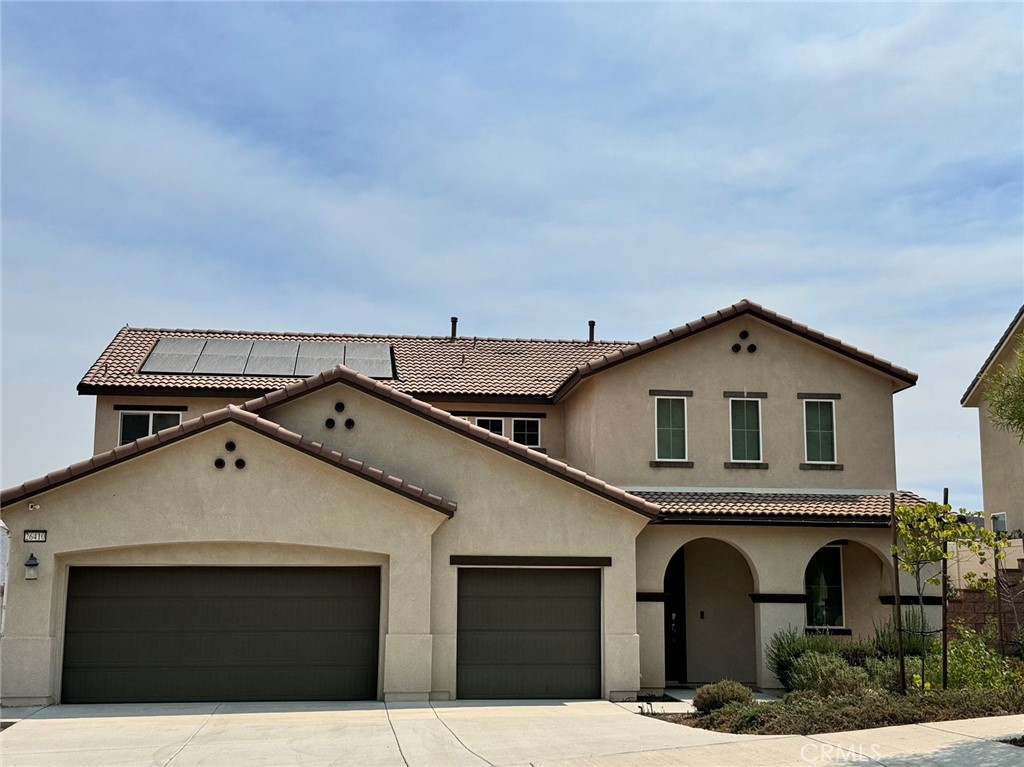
[634, 489, 929, 523]
[554, 299, 918, 400]
[77, 326, 632, 399]
[961, 304, 1024, 406]
[242, 366, 662, 520]
[77, 300, 917, 400]
[0, 405, 457, 516]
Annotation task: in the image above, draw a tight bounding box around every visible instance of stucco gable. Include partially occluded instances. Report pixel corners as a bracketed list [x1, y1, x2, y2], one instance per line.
[553, 299, 918, 400]
[962, 304, 1024, 407]
[242, 367, 660, 520]
[1, 405, 456, 516]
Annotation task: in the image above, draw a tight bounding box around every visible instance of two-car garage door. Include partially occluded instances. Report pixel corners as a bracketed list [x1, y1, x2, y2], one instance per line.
[61, 567, 380, 703]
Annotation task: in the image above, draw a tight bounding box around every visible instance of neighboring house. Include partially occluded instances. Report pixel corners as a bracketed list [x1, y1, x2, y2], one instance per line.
[961, 305, 1024, 537]
[0, 299, 936, 706]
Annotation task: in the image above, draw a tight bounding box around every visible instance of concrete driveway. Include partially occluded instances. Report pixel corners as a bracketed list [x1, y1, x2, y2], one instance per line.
[0, 700, 1021, 767]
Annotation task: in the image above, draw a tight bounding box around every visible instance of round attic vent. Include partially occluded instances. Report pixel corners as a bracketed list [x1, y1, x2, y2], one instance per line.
[235, 459, 246, 470]
[325, 418, 336, 429]
[345, 418, 355, 430]
[225, 441, 236, 452]
[214, 458, 226, 469]
[739, 330, 749, 339]
[731, 343, 741, 353]
[747, 344, 757, 353]
[335, 402, 346, 413]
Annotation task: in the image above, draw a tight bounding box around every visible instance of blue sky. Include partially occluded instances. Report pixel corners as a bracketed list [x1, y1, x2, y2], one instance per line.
[2, 2, 1022, 509]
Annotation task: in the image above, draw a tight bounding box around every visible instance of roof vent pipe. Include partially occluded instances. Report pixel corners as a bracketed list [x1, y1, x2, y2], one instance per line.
[450, 316, 459, 340]
[588, 320, 596, 344]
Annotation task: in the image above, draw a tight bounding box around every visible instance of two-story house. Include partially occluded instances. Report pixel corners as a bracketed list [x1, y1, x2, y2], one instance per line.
[0, 299, 934, 706]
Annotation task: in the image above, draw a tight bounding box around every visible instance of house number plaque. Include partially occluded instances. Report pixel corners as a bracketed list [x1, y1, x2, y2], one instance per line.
[24, 530, 46, 543]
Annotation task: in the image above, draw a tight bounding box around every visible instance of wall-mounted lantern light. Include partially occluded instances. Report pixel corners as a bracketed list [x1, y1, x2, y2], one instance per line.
[25, 553, 39, 580]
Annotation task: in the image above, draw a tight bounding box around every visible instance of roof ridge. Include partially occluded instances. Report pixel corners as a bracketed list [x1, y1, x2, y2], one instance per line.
[1, 405, 457, 516]
[120, 326, 635, 345]
[241, 365, 661, 519]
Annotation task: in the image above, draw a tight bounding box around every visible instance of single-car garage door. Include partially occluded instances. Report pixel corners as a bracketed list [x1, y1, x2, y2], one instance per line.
[62, 566, 380, 703]
[457, 568, 601, 699]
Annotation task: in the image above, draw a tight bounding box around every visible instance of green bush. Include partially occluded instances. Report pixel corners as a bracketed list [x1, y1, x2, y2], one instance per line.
[936, 625, 1024, 690]
[864, 656, 902, 693]
[671, 687, 1024, 735]
[691, 680, 754, 714]
[872, 610, 935, 658]
[766, 627, 877, 690]
[790, 652, 869, 697]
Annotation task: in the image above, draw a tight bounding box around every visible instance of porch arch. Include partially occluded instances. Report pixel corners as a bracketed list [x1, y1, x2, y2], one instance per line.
[663, 537, 757, 686]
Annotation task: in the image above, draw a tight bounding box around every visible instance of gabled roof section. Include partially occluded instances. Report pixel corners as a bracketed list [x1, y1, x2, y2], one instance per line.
[961, 304, 1024, 407]
[77, 326, 632, 399]
[1, 405, 457, 516]
[242, 366, 662, 520]
[553, 299, 918, 401]
[639, 489, 927, 526]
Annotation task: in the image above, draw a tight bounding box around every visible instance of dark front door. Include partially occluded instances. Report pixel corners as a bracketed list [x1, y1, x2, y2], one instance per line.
[457, 568, 601, 699]
[664, 547, 686, 684]
[62, 566, 380, 703]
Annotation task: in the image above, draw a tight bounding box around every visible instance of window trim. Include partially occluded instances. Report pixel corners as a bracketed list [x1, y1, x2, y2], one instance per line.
[510, 417, 542, 448]
[729, 397, 763, 463]
[117, 410, 183, 446]
[803, 399, 838, 464]
[654, 396, 689, 462]
[475, 417, 504, 437]
[805, 545, 846, 629]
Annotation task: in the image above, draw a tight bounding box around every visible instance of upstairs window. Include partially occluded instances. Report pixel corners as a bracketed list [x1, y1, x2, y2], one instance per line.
[119, 411, 183, 446]
[730, 399, 761, 462]
[804, 400, 836, 463]
[476, 418, 504, 436]
[805, 546, 844, 628]
[511, 418, 541, 448]
[655, 398, 687, 460]
[992, 513, 1007, 534]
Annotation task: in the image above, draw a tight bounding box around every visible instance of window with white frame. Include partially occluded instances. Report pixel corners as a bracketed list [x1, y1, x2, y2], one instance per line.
[804, 400, 837, 463]
[730, 399, 761, 461]
[655, 397, 687, 460]
[992, 513, 1007, 534]
[119, 411, 183, 446]
[805, 546, 844, 628]
[476, 417, 504, 436]
[511, 418, 541, 447]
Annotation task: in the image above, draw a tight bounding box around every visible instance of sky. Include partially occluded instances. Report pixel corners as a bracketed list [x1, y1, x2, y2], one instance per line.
[2, 2, 1022, 510]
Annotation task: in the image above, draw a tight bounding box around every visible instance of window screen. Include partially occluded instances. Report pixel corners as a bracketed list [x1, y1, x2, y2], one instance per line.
[730, 400, 761, 461]
[656, 399, 686, 460]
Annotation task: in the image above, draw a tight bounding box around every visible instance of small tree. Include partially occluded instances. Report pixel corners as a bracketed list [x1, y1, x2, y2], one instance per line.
[891, 502, 1007, 690]
[982, 332, 1024, 443]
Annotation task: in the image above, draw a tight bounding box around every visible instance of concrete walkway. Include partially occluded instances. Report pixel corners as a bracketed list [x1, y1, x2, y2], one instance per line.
[0, 700, 1020, 766]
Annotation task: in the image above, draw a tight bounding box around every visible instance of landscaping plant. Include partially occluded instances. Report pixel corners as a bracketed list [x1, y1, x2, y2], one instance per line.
[691, 679, 754, 714]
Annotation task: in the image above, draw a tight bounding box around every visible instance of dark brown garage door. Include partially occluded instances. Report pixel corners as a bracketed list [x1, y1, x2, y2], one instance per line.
[62, 566, 380, 703]
[457, 568, 601, 699]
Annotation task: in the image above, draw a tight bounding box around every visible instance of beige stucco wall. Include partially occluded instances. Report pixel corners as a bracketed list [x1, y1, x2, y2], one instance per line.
[1, 422, 445, 706]
[93, 395, 245, 454]
[562, 317, 899, 490]
[682, 539, 757, 685]
[635, 524, 933, 691]
[427, 401, 566, 461]
[265, 382, 650, 700]
[972, 336, 1024, 533]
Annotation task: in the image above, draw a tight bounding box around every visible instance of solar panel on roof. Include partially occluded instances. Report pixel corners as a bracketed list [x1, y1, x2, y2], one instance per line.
[244, 340, 300, 376]
[344, 343, 394, 378]
[294, 342, 347, 376]
[192, 339, 254, 375]
[140, 338, 207, 374]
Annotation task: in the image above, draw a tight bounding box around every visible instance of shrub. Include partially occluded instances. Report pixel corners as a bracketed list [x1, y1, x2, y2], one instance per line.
[864, 656, 902, 693]
[939, 625, 1024, 690]
[766, 627, 878, 690]
[669, 687, 1024, 735]
[692, 680, 754, 714]
[789, 652, 869, 697]
[872, 610, 935, 658]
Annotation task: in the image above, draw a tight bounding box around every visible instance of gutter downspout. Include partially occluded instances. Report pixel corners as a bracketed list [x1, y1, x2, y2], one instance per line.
[0, 518, 9, 635]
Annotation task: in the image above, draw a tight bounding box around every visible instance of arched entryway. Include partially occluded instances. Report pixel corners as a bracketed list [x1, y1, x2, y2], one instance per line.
[663, 538, 757, 685]
[803, 540, 895, 637]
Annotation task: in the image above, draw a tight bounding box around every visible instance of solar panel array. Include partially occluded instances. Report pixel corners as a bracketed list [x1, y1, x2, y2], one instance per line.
[140, 339, 394, 379]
